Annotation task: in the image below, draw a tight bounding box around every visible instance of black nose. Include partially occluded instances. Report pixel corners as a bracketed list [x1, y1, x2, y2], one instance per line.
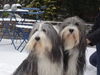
[69, 29, 74, 33]
[35, 37, 40, 41]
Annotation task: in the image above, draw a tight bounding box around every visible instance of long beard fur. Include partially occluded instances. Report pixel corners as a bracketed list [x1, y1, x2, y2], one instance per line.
[63, 32, 79, 50]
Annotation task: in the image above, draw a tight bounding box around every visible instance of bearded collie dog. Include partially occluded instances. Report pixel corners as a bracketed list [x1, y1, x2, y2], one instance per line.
[13, 22, 63, 75]
[60, 16, 87, 75]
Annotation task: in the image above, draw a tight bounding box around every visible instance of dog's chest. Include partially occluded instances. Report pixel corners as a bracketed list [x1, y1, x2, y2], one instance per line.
[37, 55, 63, 75]
[65, 49, 79, 75]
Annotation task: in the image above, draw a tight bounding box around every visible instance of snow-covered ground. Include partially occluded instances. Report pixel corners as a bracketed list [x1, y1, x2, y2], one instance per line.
[0, 39, 97, 75]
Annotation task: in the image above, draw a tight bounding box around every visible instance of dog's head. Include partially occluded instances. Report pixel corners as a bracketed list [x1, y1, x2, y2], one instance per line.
[26, 22, 61, 55]
[60, 16, 86, 50]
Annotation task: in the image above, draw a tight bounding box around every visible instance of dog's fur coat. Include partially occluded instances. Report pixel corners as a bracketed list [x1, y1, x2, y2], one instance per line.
[60, 16, 87, 75]
[13, 22, 63, 75]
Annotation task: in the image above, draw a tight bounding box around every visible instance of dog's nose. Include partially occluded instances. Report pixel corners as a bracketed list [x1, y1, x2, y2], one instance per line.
[69, 29, 74, 33]
[35, 37, 40, 41]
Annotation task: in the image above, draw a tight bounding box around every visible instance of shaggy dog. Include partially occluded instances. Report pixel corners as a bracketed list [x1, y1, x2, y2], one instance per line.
[60, 16, 87, 75]
[13, 22, 63, 75]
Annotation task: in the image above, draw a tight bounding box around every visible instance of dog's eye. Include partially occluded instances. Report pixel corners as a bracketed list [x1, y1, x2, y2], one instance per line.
[75, 23, 79, 26]
[42, 29, 46, 32]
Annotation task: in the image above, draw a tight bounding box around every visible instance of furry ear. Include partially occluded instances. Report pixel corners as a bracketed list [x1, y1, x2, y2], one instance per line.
[78, 17, 87, 51]
[79, 33, 87, 55]
[78, 23, 87, 56]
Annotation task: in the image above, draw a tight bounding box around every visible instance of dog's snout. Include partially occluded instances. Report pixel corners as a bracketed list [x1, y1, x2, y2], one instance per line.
[35, 36, 40, 41]
[69, 29, 74, 33]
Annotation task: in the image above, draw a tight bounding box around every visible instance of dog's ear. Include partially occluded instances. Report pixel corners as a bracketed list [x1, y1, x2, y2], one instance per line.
[28, 24, 38, 39]
[78, 28, 87, 59]
[77, 16, 87, 51]
[78, 31, 87, 72]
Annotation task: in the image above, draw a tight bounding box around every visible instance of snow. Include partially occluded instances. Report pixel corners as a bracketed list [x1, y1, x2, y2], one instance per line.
[0, 39, 29, 75]
[85, 47, 97, 75]
[0, 39, 97, 75]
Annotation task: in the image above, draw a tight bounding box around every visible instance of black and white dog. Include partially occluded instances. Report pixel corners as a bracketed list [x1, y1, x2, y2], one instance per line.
[60, 16, 87, 75]
[13, 22, 63, 75]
